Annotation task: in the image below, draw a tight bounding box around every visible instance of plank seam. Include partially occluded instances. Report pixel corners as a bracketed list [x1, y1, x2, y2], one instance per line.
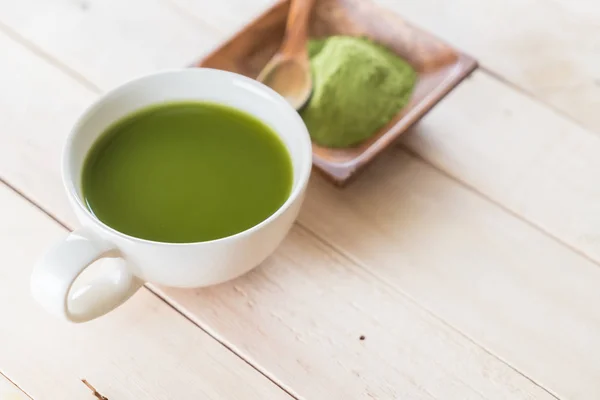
[0, 370, 34, 400]
[0, 174, 564, 399]
[2, 4, 598, 275]
[479, 65, 598, 135]
[149, 285, 303, 400]
[0, 177, 299, 400]
[295, 222, 562, 400]
[395, 143, 600, 276]
[0, 19, 101, 93]
[0, 11, 590, 399]
[0, 178, 70, 230]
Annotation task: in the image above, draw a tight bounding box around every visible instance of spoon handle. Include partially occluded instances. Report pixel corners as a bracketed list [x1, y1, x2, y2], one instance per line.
[281, 0, 317, 57]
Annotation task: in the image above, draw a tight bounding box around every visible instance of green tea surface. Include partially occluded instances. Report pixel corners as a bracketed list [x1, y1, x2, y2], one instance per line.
[82, 101, 293, 243]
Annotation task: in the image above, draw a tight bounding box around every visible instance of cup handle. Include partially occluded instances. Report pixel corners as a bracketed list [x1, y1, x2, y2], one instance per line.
[31, 228, 143, 323]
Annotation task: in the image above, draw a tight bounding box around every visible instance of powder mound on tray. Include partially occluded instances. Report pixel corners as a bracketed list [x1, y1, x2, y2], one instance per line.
[301, 36, 417, 148]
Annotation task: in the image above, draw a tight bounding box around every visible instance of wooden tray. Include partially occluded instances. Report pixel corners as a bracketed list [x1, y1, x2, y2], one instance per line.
[193, 0, 477, 185]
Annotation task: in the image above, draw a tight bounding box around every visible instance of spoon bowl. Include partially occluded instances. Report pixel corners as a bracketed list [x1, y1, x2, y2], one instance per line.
[257, 56, 312, 110]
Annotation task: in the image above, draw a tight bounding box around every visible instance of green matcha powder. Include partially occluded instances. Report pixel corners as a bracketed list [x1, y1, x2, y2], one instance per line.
[300, 36, 417, 148]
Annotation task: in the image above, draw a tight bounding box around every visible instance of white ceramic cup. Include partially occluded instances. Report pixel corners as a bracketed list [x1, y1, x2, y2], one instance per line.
[31, 68, 312, 323]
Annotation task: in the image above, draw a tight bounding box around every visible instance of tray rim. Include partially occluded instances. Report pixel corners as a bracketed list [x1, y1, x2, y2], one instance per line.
[191, 0, 479, 186]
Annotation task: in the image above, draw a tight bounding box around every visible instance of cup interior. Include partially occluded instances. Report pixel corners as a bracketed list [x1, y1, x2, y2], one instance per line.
[64, 68, 312, 241]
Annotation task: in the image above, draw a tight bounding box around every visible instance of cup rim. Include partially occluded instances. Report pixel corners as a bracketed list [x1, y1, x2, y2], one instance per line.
[63, 68, 313, 247]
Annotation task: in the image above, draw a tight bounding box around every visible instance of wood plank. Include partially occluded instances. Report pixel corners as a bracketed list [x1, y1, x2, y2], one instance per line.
[158, 119, 600, 400]
[400, 71, 600, 265]
[71, 0, 600, 275]
[6, 0, 598, 266]
[0, 0, 223, 89]
[374, 0, 600, 132]
[295, 150, 600, 400]
[0, 183, 291, 399]
[158, 226, 553, 400]
[0, 33, 86, 225]
[0, 20, 557, 400]
[0, 1, 598, 398]
[169, 0, 600, 312]
[145, 12, 600, 398]
[0, 374, 30, 400]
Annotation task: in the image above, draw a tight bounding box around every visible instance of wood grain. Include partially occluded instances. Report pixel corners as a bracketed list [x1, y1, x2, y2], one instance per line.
[0, 0, 599, 399]
[0, 0, 221, 89]
[0, 183, 291, 400]
[0, 30, 83, 225]
[0, 16, 559, 399]
[0, 0, 595, 271]
[0, 28, 553, 397]
[297, 151, 600, 400]
[157, 226, 553, 400]
[401, 71, 600, 265]
[375, 0, 600, 133]
[202, 0, 600, 294]
[162, 0, 600, 264]
[188, 14, 600, 394]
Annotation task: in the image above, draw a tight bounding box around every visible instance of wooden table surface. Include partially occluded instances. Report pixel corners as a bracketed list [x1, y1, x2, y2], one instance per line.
[0, 0, 598, 398]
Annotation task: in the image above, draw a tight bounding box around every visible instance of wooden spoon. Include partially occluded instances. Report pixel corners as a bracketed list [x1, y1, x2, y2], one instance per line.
[257, 0, 316, 110]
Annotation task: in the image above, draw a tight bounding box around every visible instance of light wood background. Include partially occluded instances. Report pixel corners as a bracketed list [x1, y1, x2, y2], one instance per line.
[0, 0, 598, 398]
